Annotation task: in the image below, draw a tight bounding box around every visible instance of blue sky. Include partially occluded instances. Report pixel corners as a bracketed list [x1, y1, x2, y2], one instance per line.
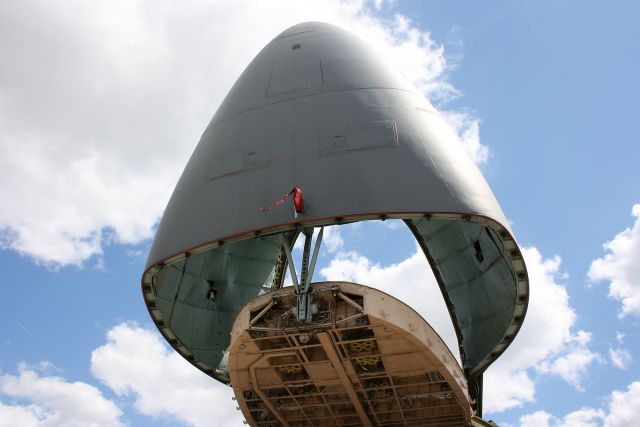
[1, 1, 639, 426]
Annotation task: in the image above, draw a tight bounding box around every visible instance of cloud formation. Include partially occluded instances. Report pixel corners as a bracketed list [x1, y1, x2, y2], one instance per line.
[91, 322, 242, 427]
[588, 204, 640, 318]
[520, 407, 604, 427]
[0, 0, 486, 267]
[518, 380, 640, 427]
[484, 248, 600, 413]
[465, 247, 598, 413]
[0, 363, 124, 427]
[537, 331, 602, 391]
[443, 111, 489, 164]
[609, 346, 632, 370]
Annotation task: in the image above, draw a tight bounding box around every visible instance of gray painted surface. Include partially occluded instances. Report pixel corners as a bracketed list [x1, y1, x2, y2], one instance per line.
[142, 22, 529, 412]
[146, 21, 508, 267]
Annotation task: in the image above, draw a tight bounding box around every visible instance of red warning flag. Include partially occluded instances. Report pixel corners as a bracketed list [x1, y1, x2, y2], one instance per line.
[292, 187, 304, 213]
[261, 187, 304, 214]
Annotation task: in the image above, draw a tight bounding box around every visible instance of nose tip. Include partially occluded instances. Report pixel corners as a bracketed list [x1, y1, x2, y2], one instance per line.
[272, 21, 329, 40]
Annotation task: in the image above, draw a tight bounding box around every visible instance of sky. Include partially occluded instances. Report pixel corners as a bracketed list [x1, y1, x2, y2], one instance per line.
[1, 1, 639, 426]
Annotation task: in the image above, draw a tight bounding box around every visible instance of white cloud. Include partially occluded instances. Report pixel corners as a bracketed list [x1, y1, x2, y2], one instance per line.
[609, 347, 632, 370]
[517, 381, 640, 427]
[323, 225, 345, 253]
[484, 247, 599, 413]
[605, 381, 640, 427]
[294, 225, 344, 254]
[588, 204, 640, 318]
[484, 368, 535, 414]
[520, 408, 605, 427]
[520, 410, 554, 427]
[0, 363, 124, 427]
[537, 331, 602, 391]
[91, 322, 242, 427]
[0, 401, 43, 427]
[443, 110, 490, 164]
[381, 219, 403, 230]
[383, 14, 455, 99]
[562, 408, 607, 427]
[372, 0, 396, 10]
[0, 0, 484, 267]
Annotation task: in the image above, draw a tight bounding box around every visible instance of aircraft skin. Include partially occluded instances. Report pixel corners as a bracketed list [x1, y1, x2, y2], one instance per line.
[142, 22, 529, 426]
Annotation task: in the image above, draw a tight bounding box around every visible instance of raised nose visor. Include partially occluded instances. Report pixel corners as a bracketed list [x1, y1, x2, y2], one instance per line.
[142, 21, 529, 424]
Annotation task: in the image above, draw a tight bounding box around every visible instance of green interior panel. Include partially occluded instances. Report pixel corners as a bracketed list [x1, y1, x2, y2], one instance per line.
[407, 217, 517, 372]
[149, 217, 521, 386]
[154, 234, 285, 374]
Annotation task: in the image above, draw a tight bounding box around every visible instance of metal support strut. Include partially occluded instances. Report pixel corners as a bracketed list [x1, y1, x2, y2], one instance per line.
[281, 227, 324, 322]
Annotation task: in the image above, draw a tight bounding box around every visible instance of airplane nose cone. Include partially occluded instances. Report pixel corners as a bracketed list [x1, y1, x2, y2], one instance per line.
[142, 22, 529, 418]
[146, 21, 508, 268]
[215, 21, 415, 118]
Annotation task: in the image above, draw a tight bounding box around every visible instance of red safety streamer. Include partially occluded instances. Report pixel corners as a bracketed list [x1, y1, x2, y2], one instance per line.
[261, 187, 304, 214]
[292, 187, 304, 213]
